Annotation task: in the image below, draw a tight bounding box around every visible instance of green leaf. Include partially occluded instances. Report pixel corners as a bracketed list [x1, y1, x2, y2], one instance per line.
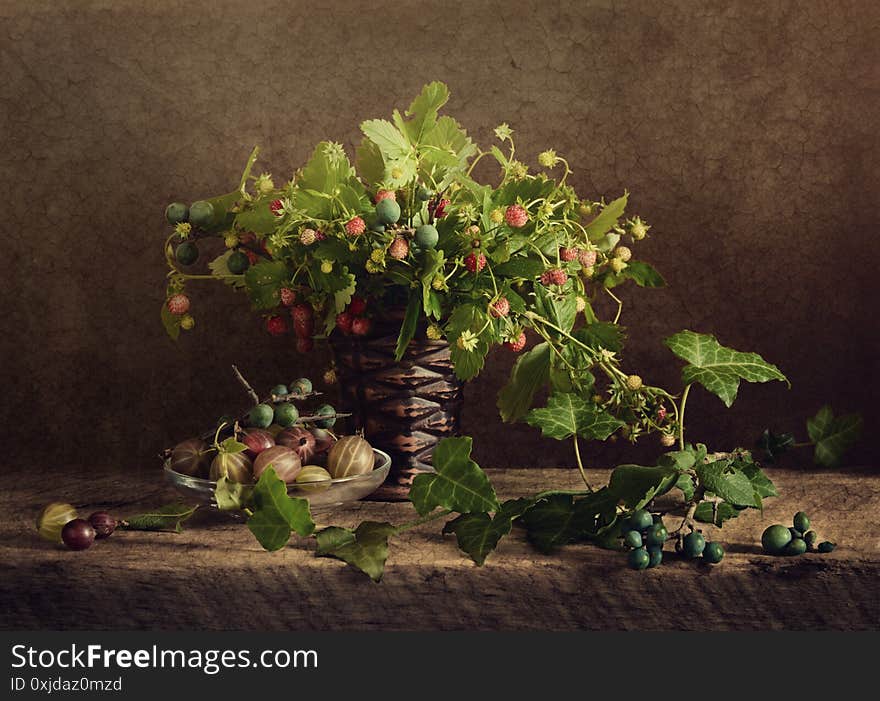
[234, 199, 277, 235]
[623, 260, 665, 287]
[755, 429, 795, 464]
[402, 81, 449, 143]
[493, 256, 545, 280]
[674, 473, 695, 502]
[394, 292, 421, 361]
[409, 437, 499, 516]
[208, 251, 246, 288]
[360, 119, 411, 160]
[214, 476, 253, 511]
[573, 322, 625, 353]
[658, 449, 698, 472]
[355, 138, 385, 185]
[120, 503, 198, 533]
[665, 330, 789, 407]
[420, 116, 476, 173]
[297, 141, 355, 194]
[738, 460, 778, 498]
[441, 500, 530, 567]
[807, 405, 863, 468]
[220, 437, 248, 454]
[160, 303, 180, 341]
[447, 304, 490, 381]
[694, 500, 742, 526]
[315, 522, 396, 582]
[526, 392, 625, 441]
[695, 460, 761, 508]
[535, 280, 577, 334]
[520, 489, 617, 553]
[244, 260, 288, 310]
[247, 468, 315, 551]
[497, 342, 551, 422]
[583, 193, 627, 242]
[608, 465, 679, 509]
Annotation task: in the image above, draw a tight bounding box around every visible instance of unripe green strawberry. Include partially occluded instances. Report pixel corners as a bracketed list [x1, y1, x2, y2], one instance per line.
[660, 433, 676, 447]
[625, 375, 643, 391]
[179, 314, 195, 330]
[610, 258, 628, 274]
[615, 246, 632, 262]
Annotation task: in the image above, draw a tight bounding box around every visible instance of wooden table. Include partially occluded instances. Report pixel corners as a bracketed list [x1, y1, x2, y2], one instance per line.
[3, 465, 878, 630]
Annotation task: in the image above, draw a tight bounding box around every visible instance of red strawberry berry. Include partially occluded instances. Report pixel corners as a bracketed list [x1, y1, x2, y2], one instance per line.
[291, 303, 313, 325]
[430, 198, 450, 219]
[266, 315, 288, 336]
[540, 268, 567, 286]
[656, 405, 668, 422]
[578, 249, 598, 268]
[374, 189, 396, 203]
[505, 204, 528, 228]
[490, 297, 510, 318]
[244, 249, 259, 265]
[348, 296, 367, 316]
[280, 287, 297, 306]
[296, 337, 314, 353]
[389, 236, 409, 260]
[345, 216, 366, 236]
[315, 230, 327, 241]
[269, 199, 284, 216]
[166, 294, 190, 316]
[505, 332, 527, 352]
[351, 317, 372, 337]
[560, 247, 580, 262]
[464, 252, 487, 273]
[335, 311, 354, 334]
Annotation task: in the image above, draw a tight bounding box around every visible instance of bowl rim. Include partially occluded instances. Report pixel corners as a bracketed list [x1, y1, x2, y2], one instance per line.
[164, 447, 392, 489]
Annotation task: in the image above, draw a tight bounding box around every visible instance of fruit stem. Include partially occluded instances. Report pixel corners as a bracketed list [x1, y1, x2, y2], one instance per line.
[232, 365, 260, 406]
[572, 435, 593, 492]
[604, 287, 624, 325]
[678, 383, 693, 450]
[394, 509, 452, 534]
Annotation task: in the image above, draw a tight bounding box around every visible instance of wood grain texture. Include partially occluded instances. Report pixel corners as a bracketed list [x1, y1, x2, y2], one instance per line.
[2, 464, 877, 631]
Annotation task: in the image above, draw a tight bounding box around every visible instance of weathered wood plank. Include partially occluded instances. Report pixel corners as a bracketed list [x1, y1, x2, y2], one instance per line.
[2, 466, 877, 630]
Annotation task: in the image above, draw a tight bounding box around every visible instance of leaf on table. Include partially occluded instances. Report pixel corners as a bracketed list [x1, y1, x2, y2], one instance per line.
[755, 428, 795, 464]
[806, 405, 863, 468]
[315, 521, 396, 583]
[120, 503, 199, 533]
[608, 465, 679, 510]
[409, 437, 499, 516]
[497, 342, 551, 422]
[442, 497, 536, 566]
[694, 500, 743, 526]
[664, 330, 789, 407]
[520, 489, 617, 553]
[695, 460, 761, 508]
[247, 468, 315, 551]
[526, 392, 624, 441]
[214, 476, 253, 512]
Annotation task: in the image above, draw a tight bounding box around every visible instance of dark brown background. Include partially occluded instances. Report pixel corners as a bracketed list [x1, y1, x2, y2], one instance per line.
[2, 0, 877, 473]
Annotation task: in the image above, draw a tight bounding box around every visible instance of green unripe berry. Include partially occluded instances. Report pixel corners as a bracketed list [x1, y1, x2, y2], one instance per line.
[629, 509, 653, 531]
[247, 403, 274, 429]
[790, 527, 803, 540]
[682, 532, 706, 559]
[804, 530, 819, 548]
[793, 511, 810, 533]
[817, 541, 836, 553]
[784, 538, 807, 556]
[290, 378, 313, 396]
[313, 404, 336, 429]
[703, 542, 724, 564]
[417, 186, 433, 201]
[627, 547, 650, 570]
[270, 384, 289, 397]
[761, 524, 792, 555]
[189, 200, 214, 228]
[175, 241, 199, 266]
[273, 403, 299, 428]
[648, 547, 663, 568]
[646, 524, 668, 547]
[415, 224, 439, 249]
[623, 530, 642, 549]
[227, 251, 250, 274]
[165, 202, 189, 225]
[376, 198, 401, 225]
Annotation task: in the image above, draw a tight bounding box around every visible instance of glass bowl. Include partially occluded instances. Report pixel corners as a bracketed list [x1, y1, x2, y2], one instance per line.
[163, 449, 391, 512]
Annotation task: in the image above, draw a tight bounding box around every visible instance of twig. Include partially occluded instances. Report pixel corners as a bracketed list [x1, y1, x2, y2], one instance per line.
[232, 365, 260, 405]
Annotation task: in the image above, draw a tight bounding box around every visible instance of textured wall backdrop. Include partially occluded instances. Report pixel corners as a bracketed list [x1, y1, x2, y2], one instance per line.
[2, 0, 877, 473]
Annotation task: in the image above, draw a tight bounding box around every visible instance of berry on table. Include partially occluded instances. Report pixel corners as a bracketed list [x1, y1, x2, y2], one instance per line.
[793, 511, 811, 533]
[627, 547, 650, 570]
[166, 294, 190, 316]
[623, 530, 643, 549]
[648, 547, 663, 568]
[817, 541, 836, 553]
[784, 538, 807, 556]
[88, 512, 117, 539]
[646, 523, 668, 547]
[703, 542, 724, 564]
[61, 519, 95, 551]
[761, 524, 792, 555]
[504, 204, 528, 228]
[682, 532, 706, 558]
[629, 509, 654, 531]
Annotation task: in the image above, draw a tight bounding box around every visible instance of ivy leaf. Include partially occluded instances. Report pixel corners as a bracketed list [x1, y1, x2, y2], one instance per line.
[443, 497, 537, 566]
[315, 522, 396, 583]
[526, 392, 624, 441]
[674, 473, 695, 502]
[214, 476, 253, 511]
[120, 503, 198, 533]
[807, 405, 863, 468]
[409, 437, 499, 516]
[247, 468, 315, 551]
[573, 322, 625, 353]
[658, 449, 698, 472]
[160, 303, 180, 341]
[755, 429, 795, 464]
[622, 260, 665, 287]
[738, 460, 778, 498]
[694, 500, 743, 526]
[244, 261, 288, 310]
[497, 342, 551, 422]
[394, 292, 422, 361]
[583, 193, 628, 242]
[695, 460, 761, 508]
[520, 489, 617, 554]
[665, 330, 789, 407]
[608, 465, 679, 510]
[207, 251, 246, 288]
